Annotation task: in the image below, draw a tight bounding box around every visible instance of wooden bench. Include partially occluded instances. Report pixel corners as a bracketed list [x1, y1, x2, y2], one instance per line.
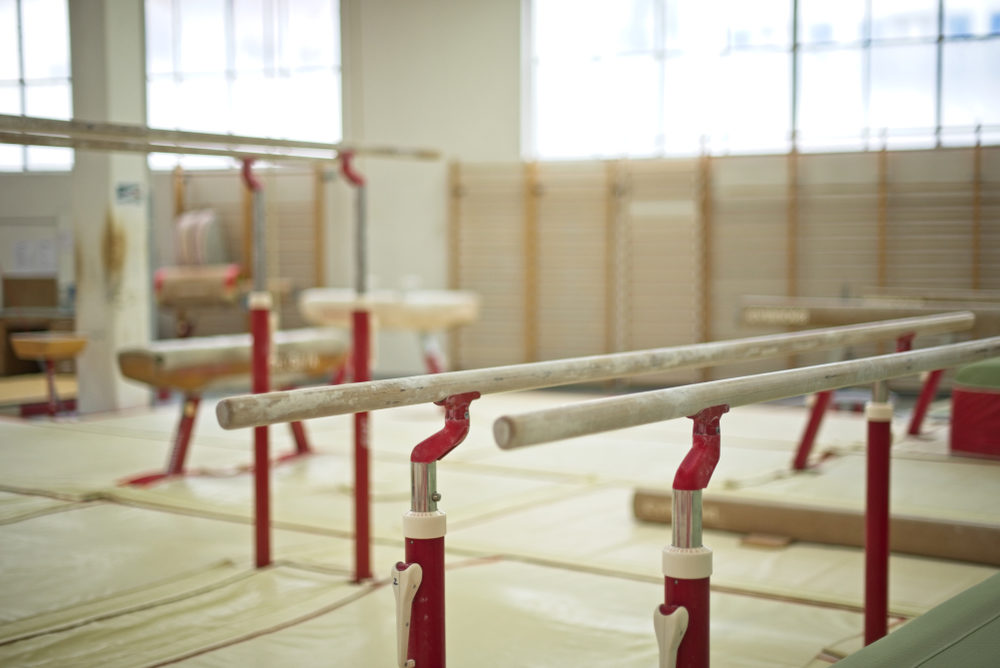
[118, 327, 348, 485]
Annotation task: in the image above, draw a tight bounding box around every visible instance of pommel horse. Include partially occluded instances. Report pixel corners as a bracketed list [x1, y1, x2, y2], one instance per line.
[299, 287, 479, 376]
[117, 327, 348, 485]
[9, 331, 87, 416]
[214, 312, 978, 667]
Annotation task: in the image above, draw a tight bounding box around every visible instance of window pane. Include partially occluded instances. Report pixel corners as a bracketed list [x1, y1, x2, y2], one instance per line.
[870, 44, 935, 134]
[275, 70, 341, 142]
[716, 51, 791, 153]
[279, 0, 338, 71]
[871, 0, 938, 40]
[797, 49, 865, 150]
[231, 73, 276, 136]
[0, 144, 22, 171]
[0, 0, 20, 81]
[146, 0, 174, 75]
[663, 53, 717, 154]
[0, 82, 21, 114]
[26, 146, 72, 170]
[535, 0, 656, 60]
[944, 0, 1000, 36]
[798, 0, 866, 45]
[234, 0, 267, 72]
[726, 0, 791, 48]
[24, 81, 71, 119]
[535, 55, 659, 159]
[22, 0, 69, 79]
[942, 40, 1000, 126]
[178, 0, 226, 74]
[173, 75, 230, 132]
[147, 76, 179, 129]
[666, 0, 727, 53]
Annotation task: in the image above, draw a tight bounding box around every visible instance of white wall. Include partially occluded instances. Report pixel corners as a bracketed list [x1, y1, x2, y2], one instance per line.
[338, 0, 522, 372]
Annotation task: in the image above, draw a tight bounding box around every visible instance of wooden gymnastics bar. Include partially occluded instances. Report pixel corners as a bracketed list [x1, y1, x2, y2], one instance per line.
[494, 337, 1000, 665]
[215, 311, 973, 429]
[493, 337, 1000, 449]
[0, 113, 440, 162]
[741, 295, 1000, 338]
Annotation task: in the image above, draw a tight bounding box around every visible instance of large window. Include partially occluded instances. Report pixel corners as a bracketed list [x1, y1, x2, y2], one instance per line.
[145, 0, 341, 169]
[0, 0, 72, 171]
[526, 0, 1000, 159]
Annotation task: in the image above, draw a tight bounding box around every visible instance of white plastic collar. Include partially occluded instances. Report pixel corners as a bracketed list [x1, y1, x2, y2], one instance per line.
[865, 401, 894, 423]
[248, 291, 273, 310]
[402, 510, 447, 539]
[662, 546, 713, 580]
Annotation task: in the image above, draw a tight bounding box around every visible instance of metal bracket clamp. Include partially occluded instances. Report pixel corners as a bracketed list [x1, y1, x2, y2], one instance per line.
[392, 561, 423, 668]
[654, 604, 690, 668]
[410, 392, 482, 464]
[673, 404, 730, 491]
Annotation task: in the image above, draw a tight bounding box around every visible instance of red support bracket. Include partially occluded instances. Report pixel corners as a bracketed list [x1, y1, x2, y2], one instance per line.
[895, 333, 915, 352]
[340, 150, 366, 187]
[241, 157, 263, 191]
[674, 404, 730, 490]
[907, 368, 944, 436]
[792, 390, 834, 471]
[411, 392, 481, 463]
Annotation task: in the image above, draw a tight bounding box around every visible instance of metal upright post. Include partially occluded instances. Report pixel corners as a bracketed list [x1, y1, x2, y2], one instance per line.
[656, 404, 729, 668]
[865, 381, 893, 644]
[340, 150, 373, 582]
[392, 392, 480, 668]
[243, 158, 272, 568]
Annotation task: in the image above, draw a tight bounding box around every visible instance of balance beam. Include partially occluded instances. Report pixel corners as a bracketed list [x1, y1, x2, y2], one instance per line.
[632, 488, 1000, 567]
[741, 295, 1000, 338]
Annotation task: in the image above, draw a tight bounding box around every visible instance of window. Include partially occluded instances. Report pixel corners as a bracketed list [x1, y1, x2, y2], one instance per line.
[527, 0, 1000, 159]
[145, 0, 341, 169]
[0, 0, 72, 171]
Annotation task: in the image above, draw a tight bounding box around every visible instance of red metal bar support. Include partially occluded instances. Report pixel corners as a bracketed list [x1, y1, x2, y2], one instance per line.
[405, 536, 445, 667]
[288, 421, 311, 455]
[251, 295, 271, 568]
[792, 390, 833, 470]
[864, 400, 893, 645]
[907, 369, 943, 436]
[167, 394, 201, 475]
[658, 404, 729, 668]
[353, 309, 372, 582]
[396, 392, 480, 668]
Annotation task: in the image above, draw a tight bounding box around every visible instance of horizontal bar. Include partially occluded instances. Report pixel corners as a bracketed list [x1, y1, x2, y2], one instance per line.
[0, 131, 342, 163]
[493, 336, 1000, 450]
[215, 312, 973, 430]
[741, 295, 1000, 329]
[0, 113, 440, 161]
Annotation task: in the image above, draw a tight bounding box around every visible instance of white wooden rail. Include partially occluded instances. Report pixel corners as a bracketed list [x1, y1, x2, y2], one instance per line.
[215, 312, 973, 430]
[0, 113, 439, 163]
[493, 336, 1000, 449]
